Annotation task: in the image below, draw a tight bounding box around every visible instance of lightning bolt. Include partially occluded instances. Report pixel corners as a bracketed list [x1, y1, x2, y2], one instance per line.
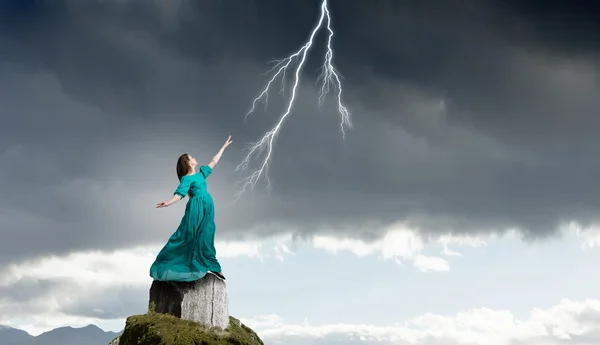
[235, 0, 352, 198]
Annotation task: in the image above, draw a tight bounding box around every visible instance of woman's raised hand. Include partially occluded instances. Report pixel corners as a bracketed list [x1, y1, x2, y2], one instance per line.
[223, 135, 233, 148]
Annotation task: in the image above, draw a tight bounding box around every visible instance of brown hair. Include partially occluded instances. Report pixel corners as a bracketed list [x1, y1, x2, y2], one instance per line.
[176, 153, 192, 182]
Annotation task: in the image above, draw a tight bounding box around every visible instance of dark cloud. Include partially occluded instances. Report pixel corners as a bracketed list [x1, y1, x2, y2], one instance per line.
[59, 285, 148, 320]
[1, 0, 599, 263]
[0, 278, 67, 304]
[0, 277, 147, 320]
[0, 278, 69, 317]
[499, 0, 600, 55]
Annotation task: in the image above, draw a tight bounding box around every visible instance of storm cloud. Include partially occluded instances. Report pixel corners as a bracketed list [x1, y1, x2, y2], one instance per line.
[1, 0, 599, 264]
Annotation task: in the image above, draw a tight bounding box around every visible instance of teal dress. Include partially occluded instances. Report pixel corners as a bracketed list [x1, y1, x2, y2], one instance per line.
[149, 165, 222, 282]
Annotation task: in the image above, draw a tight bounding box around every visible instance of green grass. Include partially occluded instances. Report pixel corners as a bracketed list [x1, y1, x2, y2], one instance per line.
[112, 310, 264, 345]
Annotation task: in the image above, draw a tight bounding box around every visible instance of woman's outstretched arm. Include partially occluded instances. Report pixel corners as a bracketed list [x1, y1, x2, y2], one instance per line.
[208, 135, 233, 169]
[157, 178, 190, 208]
[157, 195, 182, 208]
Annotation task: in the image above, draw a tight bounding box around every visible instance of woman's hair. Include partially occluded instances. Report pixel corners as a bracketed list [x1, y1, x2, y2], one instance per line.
[176, 153, 192, 181]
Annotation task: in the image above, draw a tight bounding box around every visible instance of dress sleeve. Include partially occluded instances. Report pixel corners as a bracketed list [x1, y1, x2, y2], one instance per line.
[199, 165, 213, 179]
[174, 178, 191, 198]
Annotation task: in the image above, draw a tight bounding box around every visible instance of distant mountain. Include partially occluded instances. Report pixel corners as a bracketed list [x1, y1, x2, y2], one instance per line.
[0, 325, 34, 345]
[0, 324, 120, 345]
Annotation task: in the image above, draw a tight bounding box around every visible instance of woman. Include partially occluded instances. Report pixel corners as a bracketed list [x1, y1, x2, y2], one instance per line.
[150, 135, 233, 282]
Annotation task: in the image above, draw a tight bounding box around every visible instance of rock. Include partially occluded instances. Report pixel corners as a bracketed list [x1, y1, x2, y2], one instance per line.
[112, 313, 263, 345]
[148, 274, 229, 330]
[109, 274, 246, 344]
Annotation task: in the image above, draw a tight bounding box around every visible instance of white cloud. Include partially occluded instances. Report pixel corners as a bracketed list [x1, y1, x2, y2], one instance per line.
[312, 228, 424, 259]
[435, 233, 492, 247]
[0, 239, 268, 335]
[311, 223, 489, 272]
[568, 221, 600, 249]
[0, 240, 264, 288]
[412, 254, 450, 272]
[1, 226, 469, 308]
[243, 299, 600, 345]
[440, 244, 464, 257]
[272, 233, 296, 262]
[0, 226, 491, 295]
[0, 228, 549, 337]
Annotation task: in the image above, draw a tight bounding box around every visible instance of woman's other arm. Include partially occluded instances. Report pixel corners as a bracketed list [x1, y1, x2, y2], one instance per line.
[157, 178, 191, 208]
[156, 195, 182, 208]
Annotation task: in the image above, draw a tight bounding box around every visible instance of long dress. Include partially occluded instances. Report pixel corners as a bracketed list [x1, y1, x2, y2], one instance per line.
[149, 165, 222, 282]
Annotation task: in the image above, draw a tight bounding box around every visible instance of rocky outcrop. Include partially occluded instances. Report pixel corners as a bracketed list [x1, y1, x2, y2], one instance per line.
[110, 314, 263, 345]
[148, 274, 229, 330]
[109, 274, 262, 345]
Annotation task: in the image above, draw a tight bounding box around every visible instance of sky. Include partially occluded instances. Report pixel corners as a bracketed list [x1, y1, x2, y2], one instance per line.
[0, 0, 599, 344]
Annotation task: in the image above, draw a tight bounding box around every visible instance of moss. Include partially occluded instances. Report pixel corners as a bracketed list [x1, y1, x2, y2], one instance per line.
[114, 313, 264, 345]
[148, 301, 156, 313]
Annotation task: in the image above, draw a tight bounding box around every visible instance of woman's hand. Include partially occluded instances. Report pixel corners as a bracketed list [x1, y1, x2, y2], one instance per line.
[223, 135, 233, 148]
[209, 135, 233, 169]
[157, 195, 181, 208]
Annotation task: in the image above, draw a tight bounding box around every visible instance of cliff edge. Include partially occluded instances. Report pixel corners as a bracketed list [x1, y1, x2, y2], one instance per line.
[108, 274, 263, 345]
